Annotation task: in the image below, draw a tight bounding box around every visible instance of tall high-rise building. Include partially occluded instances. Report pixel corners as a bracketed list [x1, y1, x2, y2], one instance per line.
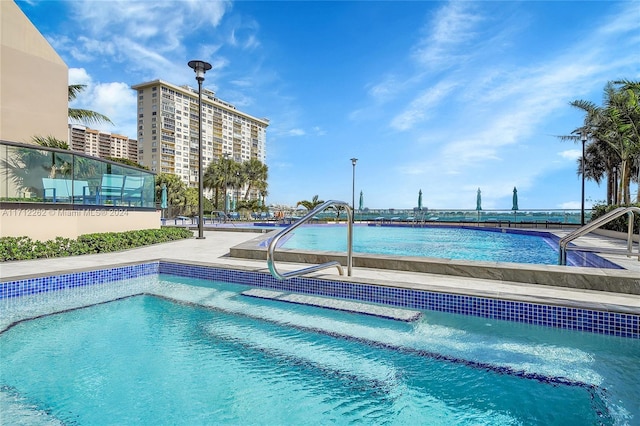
[68, 125, 138, 162]
[131, 80, 269, 200]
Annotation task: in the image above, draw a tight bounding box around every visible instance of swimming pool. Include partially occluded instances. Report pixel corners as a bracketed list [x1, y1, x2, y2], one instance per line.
[273, 224, 620, 268]
[1, 262, 639, 424]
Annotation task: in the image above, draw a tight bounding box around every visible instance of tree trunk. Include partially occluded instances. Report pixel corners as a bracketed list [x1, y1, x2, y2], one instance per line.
[621, 159, 632, 204]
[606, 169, 614, 205]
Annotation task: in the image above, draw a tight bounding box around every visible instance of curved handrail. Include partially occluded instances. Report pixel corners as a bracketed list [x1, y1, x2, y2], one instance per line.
[267, 200, 353, 280]
[558, 206, 640, 265]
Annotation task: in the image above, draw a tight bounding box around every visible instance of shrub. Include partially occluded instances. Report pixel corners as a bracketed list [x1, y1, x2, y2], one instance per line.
[0, 227, 193, 262]
[590, 203, 640, 233]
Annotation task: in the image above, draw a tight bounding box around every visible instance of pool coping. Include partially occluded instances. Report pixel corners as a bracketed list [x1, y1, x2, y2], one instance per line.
[229, 232, 640, 295]
[157, 258, 640, 315]
[3, 258, 638, 338]
[4, 257, 637, 315]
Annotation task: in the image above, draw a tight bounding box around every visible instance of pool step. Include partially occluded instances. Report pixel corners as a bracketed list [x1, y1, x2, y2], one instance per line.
[241, 289, 422, 322]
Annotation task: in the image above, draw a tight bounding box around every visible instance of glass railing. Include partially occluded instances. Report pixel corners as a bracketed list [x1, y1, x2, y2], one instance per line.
[0, 140, 155, 208]
[351, 208, 592, 225]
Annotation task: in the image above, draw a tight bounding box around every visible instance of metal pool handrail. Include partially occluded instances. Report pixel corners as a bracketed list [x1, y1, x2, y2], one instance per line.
[267, 200, 353, 280]
[558, 206, 640, 265]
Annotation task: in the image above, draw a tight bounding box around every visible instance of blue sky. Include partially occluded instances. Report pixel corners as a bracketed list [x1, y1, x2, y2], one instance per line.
[17, 0, 640, 210]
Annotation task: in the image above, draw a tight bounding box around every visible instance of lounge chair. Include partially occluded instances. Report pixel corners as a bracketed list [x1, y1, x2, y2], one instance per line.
[174, 216, 190, 225]
[97, 174, 125, 205]
[121, 176, 145, 206]
[42, 178, 90, 204]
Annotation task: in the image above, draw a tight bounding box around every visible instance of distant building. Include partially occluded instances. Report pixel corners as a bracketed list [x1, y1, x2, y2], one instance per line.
[68, 125, 138, 162]
[131, 79, 269, 199]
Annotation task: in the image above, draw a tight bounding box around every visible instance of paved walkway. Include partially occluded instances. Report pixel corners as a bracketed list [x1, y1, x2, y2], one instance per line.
[1, 229, 639, 314]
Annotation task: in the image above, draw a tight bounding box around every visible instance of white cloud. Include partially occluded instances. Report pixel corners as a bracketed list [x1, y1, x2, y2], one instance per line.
[229, 22, 261, 50]
[71, 1, 230, 41]
[312, 126, 326, 136]
[390, 80, 457, 131]
[91, 82, 136, 120]
[68, 77, 137, 138]
[55, 0, 233, 84]
[597, 2, 640, 36]
[230, 79, 253, 88]
[285, 129, 305, 137]
[412, 1, 484, 69]
[368, 75, 402, 103]
[559, 149, 582, 161]
[68, 68, 92, 86]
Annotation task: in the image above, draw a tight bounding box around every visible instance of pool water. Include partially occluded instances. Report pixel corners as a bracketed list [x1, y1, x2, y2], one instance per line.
[278, 225, 611, 267]
[1, 275, 638, 425]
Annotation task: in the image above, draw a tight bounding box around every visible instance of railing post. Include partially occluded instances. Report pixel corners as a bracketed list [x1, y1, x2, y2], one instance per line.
[346, 204, 353, 276]
[267, 200, 354, 280]
[558, 207, 639, 265]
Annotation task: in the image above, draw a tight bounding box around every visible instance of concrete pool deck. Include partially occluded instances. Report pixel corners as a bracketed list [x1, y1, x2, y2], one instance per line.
[1, 228, 639, 315]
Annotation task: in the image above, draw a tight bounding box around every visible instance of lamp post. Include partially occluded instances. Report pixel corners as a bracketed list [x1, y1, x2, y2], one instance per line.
[581, 132, 587, 226]
[223, 152, 230, 222]
[350, 158, 358, 222]
[188, 60, 212, 239]
[235, 170, 240, 213]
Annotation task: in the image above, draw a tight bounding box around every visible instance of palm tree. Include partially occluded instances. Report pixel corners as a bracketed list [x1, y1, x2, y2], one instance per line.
[565, 80, 640, 205]
[203, 156, 240, 210]
[155, 173, 187, 214]
[68, 84, 113, 126]
[601, 82, 638, 204]
[32, 135, 69, 150]
[613, 79, 640, 202]
[241, 158, 269, 201]
[296, 195, 324, 210]
[580, 140, 619, 205]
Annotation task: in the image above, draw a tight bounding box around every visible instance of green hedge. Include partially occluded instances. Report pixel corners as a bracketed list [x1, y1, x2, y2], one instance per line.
[590, 203, 640, 233]
[0, 227, 193, 262]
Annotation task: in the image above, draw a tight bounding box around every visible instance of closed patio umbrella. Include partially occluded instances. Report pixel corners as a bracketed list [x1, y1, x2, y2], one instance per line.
[160, 184, 167, 218]
[418, 189, 423, 210]
[512, 187, 519, 211]
[476, 188, 481, 211]
[225, 193, 231, 212]
[160, 184, 167, 209]
[359, 191, 364, 211]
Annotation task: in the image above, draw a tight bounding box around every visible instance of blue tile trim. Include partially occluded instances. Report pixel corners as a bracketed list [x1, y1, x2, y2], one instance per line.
[160, 261, 640, 339]
[0, 262, 158, 299]
[1, 261, 637, 339]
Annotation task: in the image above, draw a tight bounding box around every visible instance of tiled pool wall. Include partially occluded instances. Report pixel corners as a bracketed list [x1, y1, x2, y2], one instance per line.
[1, 261, 638, 338]
[161, 262, 639, 338]
[0, 262, 159, 299]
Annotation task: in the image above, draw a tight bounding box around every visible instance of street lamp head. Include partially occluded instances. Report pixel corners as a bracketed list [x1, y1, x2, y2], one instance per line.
[581, 132, 588, 143]
[188, 60, 212, 81]
[351, 158, 358, 166]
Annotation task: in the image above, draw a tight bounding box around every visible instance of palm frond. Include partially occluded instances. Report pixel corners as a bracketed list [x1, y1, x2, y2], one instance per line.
[68, 84, 86, 102]
[68, 108, 114, 125]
